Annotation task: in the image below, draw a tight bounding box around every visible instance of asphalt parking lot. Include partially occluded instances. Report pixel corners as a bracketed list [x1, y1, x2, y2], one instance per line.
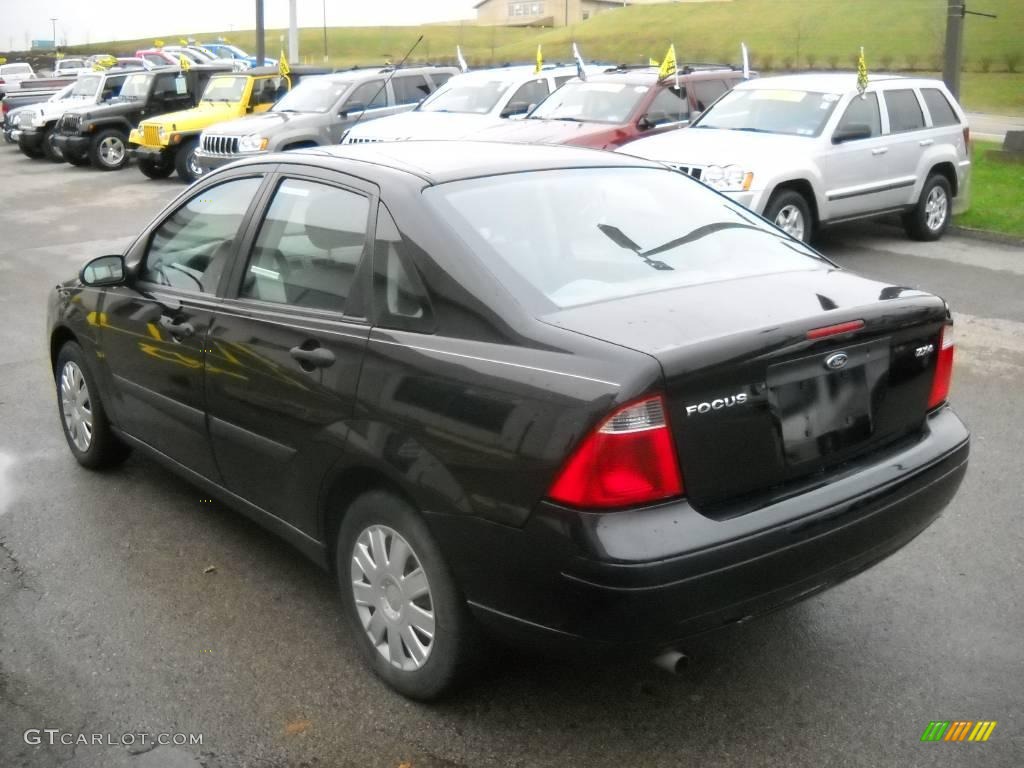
[0, 146, 1021, 768]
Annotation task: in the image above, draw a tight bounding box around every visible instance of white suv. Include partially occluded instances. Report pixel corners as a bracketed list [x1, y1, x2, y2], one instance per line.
[342, 64, 603, 144]
[620, 74, 971, 242]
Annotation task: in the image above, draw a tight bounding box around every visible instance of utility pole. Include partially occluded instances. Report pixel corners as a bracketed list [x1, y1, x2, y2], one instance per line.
[942, 1, 964, 99]
[322, 0, 329, 64]
[255, 0, 265, 67]
[288, 0, 298, 63]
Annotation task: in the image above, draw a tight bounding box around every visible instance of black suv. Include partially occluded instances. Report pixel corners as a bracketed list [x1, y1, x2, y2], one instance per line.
[52, 63, 232, 170]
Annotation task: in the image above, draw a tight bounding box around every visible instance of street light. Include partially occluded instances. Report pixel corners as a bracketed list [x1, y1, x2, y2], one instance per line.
[322, 0, 328, 64]
[49, 17, 58, 48]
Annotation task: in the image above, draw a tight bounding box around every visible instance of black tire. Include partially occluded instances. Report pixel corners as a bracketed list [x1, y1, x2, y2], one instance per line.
[40, 126, 65, 162]
[54, 341, 130, 470]
[763, 188, 813, 243]
[174, 138, 201, 182]
[903, 173, 952, 241]
[18, 140, 44, 159]
[88, 128, 128, 171]
[336, 490, 482, 700]
[138, 156, 174, 179]
[65, 151, 91, 167]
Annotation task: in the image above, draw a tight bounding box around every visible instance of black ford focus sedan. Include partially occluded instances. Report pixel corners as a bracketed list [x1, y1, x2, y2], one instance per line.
[47, 141, 969, 699]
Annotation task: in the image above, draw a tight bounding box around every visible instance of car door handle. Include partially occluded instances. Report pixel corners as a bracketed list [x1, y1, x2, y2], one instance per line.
[289, 344, 335, 369]
[158, 315, 194, 339]
[871, 147, 889, 156]
[919, 138, 934, 147]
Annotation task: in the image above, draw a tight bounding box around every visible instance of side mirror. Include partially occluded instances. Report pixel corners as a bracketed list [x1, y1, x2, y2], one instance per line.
[80, 255, 126, 287]
[340, 102, 366, 118]
[832, 123, 872, 144]
[639, 112, 668, 130]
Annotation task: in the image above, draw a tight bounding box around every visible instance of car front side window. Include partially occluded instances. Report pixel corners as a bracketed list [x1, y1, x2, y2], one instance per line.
[835, 92, 881, 139]
[140, 177, 263, 294]
[240, 178, 370, 313]
[347, 80, 388, 110]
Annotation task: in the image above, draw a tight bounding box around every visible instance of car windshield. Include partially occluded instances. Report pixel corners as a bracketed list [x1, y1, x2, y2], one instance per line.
[120, 73, 153, 100]
[203, 76, 248, 103]
[426, 167, 823, 309]
[48, 83, 76, 101]
[419, 78, 513, 114]
[68, 75, 101, 99]
[273, 78, 347, 113]
[695, 88, 841, 137]
[529, 81, 649, 124]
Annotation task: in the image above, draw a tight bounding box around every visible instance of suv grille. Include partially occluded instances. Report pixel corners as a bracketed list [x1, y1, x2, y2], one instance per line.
[665, 162, 703, 180]
[58, 113, 81, 135]
[201, 134, 240, 155]
[143, 124, 160, 145]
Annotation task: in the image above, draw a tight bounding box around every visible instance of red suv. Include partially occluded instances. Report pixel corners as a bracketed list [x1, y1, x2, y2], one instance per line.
[470, 64, 746, 150]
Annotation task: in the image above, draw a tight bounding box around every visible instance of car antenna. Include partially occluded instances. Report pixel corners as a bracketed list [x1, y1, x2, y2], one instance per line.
[345, 35, 423, 136]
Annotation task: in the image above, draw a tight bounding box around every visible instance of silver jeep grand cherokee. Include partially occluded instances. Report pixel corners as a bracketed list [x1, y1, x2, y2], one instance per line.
[621, 73, 971, 242]
[195, 65, 458, 175]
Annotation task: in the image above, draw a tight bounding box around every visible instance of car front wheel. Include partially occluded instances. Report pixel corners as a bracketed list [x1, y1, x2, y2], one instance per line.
[89, 129, 128, 171]
[764, 189, 813, 243]
[174, 138, 202, 182]
[904, 173, 952, 241]
[336, 490, 481, 700]
[55, 342, 129, 469]
[41, 127, 65, 162]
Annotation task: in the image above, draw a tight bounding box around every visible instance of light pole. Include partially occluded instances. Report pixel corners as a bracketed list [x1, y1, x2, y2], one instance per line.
[322, 0, 328, 64]
[50, 17, 58, 68]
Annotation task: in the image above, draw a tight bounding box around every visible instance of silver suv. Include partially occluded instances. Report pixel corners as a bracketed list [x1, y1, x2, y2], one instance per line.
[621, 74, 971, 241]
[195, 65, 458, 174]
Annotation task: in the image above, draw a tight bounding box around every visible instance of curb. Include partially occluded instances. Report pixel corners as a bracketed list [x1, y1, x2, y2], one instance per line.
[949, 225, 1024, 247]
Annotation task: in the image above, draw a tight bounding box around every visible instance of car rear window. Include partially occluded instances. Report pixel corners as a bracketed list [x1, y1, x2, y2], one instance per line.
[425, 168, 823, 309]
[884, 89, 925, 133]
[921, 88, 960, 127]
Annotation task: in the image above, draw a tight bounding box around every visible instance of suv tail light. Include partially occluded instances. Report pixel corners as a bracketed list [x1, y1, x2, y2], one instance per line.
[547, 395, 684, 509]
[928, 325, 955, 409]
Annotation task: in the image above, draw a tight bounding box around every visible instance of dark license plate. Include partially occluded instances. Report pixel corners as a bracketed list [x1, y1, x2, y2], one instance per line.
[768, 338, 890, 465]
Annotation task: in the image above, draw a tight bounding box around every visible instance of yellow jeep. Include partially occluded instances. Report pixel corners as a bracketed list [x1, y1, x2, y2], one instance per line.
[128, 66, 302, 182]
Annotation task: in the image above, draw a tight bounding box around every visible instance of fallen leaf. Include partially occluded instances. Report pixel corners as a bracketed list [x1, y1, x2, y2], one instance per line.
[284, 719, 312, 736]
[204, 565, 216, 574]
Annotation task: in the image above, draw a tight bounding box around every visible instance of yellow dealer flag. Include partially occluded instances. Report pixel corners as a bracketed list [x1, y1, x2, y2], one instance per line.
[179, 54, 191, 72]
[535, 44, 543, 74]
[154, 39, 165, 49]
[279, 49, 290, 77]
[856, 46, 869, 96]
[658, 44, 677, 81]
[179, 38, 188, 46]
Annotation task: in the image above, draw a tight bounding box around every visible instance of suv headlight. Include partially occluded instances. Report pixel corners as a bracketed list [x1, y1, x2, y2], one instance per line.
[238, 135, 269, 152]
[31, 111, 47, 127]
[703, 164, 755, 192]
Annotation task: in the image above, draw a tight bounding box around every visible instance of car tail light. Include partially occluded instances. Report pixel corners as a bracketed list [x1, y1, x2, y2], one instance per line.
[928, 325, 955, 409]
[547, 395, 684, 509]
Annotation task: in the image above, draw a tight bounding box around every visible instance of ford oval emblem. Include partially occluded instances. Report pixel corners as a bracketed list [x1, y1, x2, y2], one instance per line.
[825, 352, 849, 370]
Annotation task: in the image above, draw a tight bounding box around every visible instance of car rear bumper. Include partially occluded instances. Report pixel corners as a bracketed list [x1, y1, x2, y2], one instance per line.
[430, 406, 969, 651]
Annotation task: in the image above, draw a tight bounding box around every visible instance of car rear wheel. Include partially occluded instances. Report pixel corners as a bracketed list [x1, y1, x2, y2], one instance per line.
[55, 342, 130, 469]
[41, 127, 65, 162]
[336, 490, 482, 700]
[89, 129, 128, 171]
[903, 173, 951, 241]
[138, 157, 174, 179]
[174, 138, 201, 183]
[764, 189, 813, 242]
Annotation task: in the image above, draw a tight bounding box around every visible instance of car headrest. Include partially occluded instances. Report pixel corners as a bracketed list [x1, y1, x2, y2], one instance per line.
[304, 194, 365, 252]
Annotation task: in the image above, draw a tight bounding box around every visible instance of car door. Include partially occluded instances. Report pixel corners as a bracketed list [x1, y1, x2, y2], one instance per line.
[203, 168, 375, 534]
[340, 78, 395, 125]
[821, 91, 899, 219]
[99, 171, 268, 478]
[877, 87, 929, 206]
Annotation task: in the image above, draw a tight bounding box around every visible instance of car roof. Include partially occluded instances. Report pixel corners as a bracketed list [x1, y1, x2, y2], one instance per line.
[244, 65, 331, 77]
[282, 139, 660, 184]
[735, 72, 949, 93]
[445, 64, 585, 84]
[311, 65, 457, 85]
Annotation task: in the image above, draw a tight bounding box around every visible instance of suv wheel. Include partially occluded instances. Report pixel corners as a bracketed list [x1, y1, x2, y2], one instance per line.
[904, 173, 952, 241]
[55, 342, 130, 469]
[336, 490, 482, 700]
[41, 127, 65, 162]
[89, 129, 128, 171]
[174, 138, 202, 182]
[764, 189, 812, 242]
[138, 157, 174, 179]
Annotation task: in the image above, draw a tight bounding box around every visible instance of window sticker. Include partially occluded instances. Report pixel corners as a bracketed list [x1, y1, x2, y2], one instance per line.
[174, 76, 187, 95]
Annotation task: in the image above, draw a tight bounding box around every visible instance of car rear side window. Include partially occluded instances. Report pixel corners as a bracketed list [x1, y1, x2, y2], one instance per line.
[348, 80, 388, 110]
[430, 72, 452, 88]
[692, 79, 728, 111]
[646, 86, 690, 125]
[373, 204, 434, 331]
[141, 177, 263, 293]
[426, 168, 822, 310]
[392, 74, 431, 105]
[240, 178, 370, 313]
[835, 92, 881, 138]
[884, 89, 925, 133]
[921, 88, 960, 127]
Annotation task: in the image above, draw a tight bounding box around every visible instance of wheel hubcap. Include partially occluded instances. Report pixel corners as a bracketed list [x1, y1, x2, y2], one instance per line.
[925, 186, 948, 231]
[99, 136, 124, 167]
[59, 361, 93, 452]
[775, 204, 806, 240]
[350, 525, 435, 671]
[188, 152, 202, 177]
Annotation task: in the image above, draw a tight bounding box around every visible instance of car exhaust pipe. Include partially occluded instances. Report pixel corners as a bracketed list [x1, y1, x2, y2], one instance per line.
[652, 649, 689, 675]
